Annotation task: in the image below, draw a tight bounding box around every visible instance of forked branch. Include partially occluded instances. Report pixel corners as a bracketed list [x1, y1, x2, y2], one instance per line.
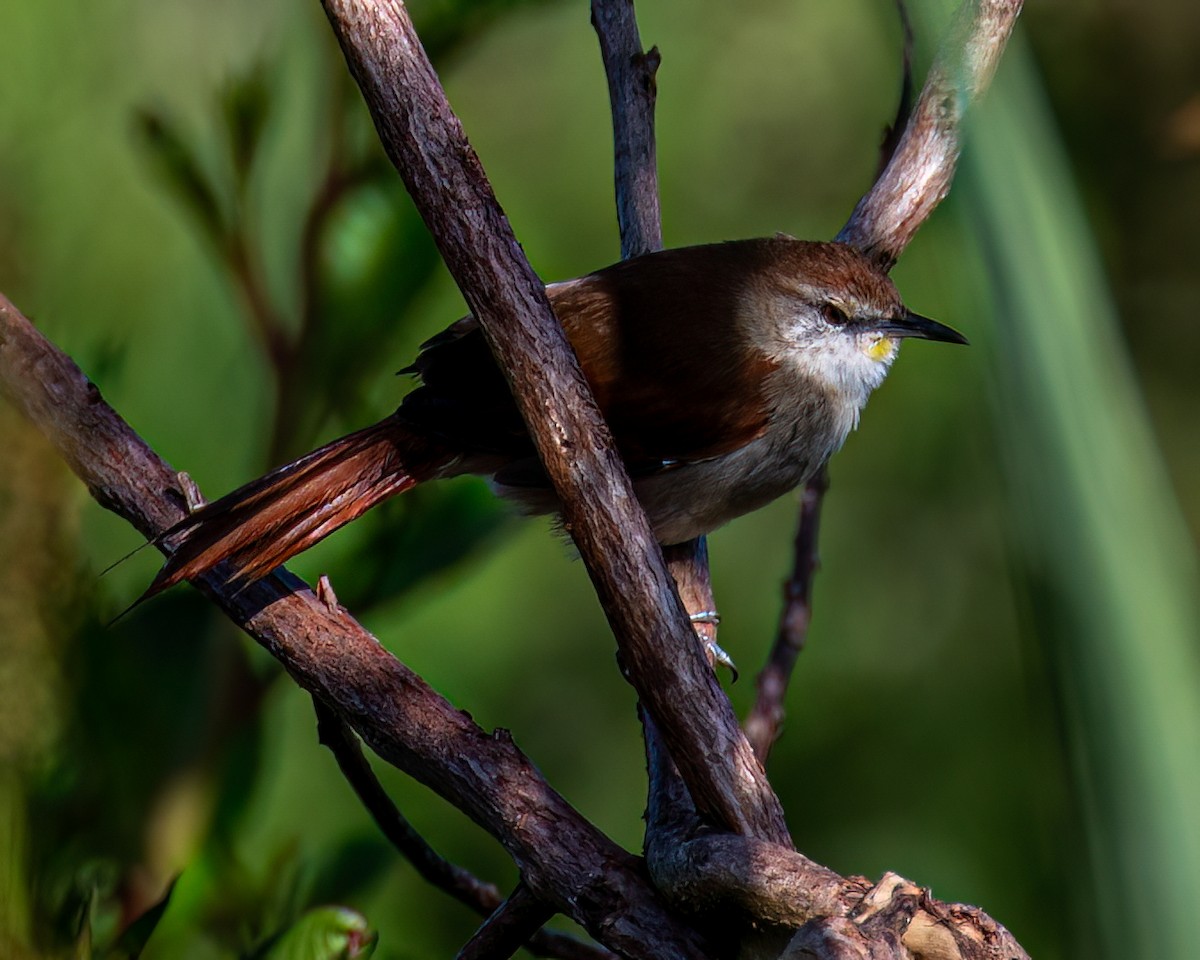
[0, 0, 1030, 955]
[0, 296, 707, 959]
[319, 0, 789, 846]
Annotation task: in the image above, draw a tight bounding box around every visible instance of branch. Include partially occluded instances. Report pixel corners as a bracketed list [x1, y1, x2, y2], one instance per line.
[751, 0, 1022, 756]
[314, 702, 610, 960]
[0, 0, 1034, 954]
[590, 0, 737, 870]
[837, 0, 1024, 268]
[745, 467, 828, 762]
[0, 294, 708, 960]
[455, 882, 555, 960]
[314, 700, 503, 909]
[591, 0, 662, 259]
[319, 0, 788, 845]
[750, 0, 1023, 796]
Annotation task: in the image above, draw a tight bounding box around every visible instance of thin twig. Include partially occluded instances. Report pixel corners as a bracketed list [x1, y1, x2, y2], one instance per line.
[313, 700, 504, 907]
[591, 0, 662, 260]
[320, 0, 790, 846]
[748, 0, 1021, 776]
[314, 701, 611, 960]
[745, 468, 828, 762]
[455, 882, 555, 960]
[749, 0, 921, 764]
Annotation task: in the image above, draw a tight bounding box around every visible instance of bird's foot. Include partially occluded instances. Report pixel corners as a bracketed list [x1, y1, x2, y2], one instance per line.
[689, 610, 738, 681]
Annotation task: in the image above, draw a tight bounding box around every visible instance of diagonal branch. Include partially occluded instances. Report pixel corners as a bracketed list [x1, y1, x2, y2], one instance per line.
[314, 700, 504, 910]
[319, 0, 788, 846]
[314, 701, 611, 959]
[0, 294, 709, 960]
[454, 882, 556, 960]
[837, 0, 1024, 269]
[754, 0, 1024, 761]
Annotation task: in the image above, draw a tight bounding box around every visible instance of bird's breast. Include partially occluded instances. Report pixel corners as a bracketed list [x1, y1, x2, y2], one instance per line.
[630, 389, 855, 544]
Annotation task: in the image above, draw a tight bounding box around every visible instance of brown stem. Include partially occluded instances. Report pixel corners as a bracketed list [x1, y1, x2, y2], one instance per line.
[315, 699, 614, 959]
[454, 882, 555, 960]
[319, 0, 789, 846]
[313, 700, 502, 907]
[591, 0, 663, 260]
[745, 467, 828, 762]
[747, 0, 921, 768]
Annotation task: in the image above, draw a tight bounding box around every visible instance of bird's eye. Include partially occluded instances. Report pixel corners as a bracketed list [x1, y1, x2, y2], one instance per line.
[821, 303, 851, 326]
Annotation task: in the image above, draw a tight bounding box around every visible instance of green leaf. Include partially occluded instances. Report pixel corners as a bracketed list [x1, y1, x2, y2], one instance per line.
[109, 876, 177, 959]
[962, 33, 1200, 960]
[133, 109, 227, 249]
[220, 63, 272, 190]
[259, 907, 377, 960]
[306, 836, 392, 907]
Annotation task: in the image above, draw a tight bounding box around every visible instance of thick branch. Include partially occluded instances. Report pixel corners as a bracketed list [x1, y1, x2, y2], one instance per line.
[591, 0, 740, 869]
[0, 294, 707, 960]
[837, 0, 1023, 268]
[319, 0, 788, 845]
[315, 704, 610, 960]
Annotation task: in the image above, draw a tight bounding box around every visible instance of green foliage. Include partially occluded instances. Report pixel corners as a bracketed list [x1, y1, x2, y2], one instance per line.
[134, 110, 230, 254]
[1, 1, 1197, 958]
[962, 36, 1200, 956]
[221, 65, 273, 192]
[256, 907, 376, 960]
[112, 877, 177, 959]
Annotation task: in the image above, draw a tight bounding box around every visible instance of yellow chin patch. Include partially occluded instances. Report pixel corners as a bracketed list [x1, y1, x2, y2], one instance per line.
[865, 336, 897, 363]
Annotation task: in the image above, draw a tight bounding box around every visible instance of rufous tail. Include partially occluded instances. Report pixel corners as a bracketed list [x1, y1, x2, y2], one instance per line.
[144, 416, 454, 600]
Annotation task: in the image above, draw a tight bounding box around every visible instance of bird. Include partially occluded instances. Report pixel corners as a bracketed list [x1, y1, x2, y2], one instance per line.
[143, 234, 965, 600]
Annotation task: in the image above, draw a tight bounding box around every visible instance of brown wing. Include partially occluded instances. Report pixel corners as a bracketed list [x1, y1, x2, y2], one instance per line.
[553, 240, 781, 467]
[401, 238, 783, 482]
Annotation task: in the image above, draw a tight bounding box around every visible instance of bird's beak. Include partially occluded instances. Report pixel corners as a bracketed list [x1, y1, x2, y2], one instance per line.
[877, 312, 969, 345]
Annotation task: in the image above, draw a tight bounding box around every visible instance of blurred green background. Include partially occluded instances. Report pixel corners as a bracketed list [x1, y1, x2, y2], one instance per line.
[2, 0, 1199, 957]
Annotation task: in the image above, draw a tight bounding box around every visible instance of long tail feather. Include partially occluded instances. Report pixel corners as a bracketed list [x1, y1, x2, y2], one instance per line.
[143, 416, 453, 601]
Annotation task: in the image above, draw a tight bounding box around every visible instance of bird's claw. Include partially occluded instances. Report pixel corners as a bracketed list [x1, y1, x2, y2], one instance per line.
[706, 638, 739, 682]
[688, 609, 738, 681]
